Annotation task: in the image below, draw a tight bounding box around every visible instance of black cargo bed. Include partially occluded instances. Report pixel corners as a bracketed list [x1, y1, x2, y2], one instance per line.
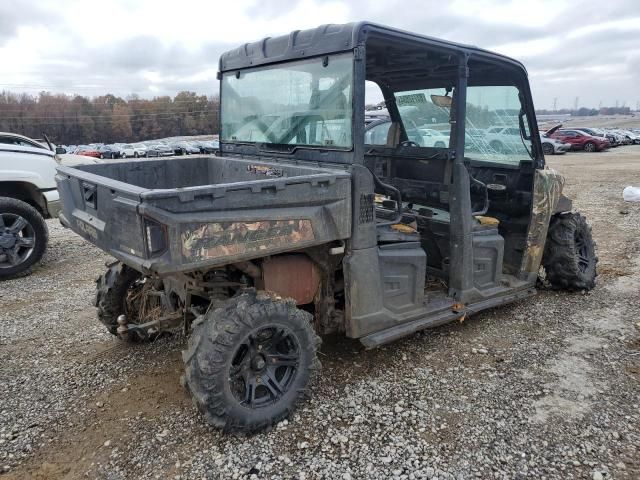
[56, 156, 352, 274]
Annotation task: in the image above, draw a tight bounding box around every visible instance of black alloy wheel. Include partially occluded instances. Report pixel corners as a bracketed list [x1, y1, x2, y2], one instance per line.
[229, 325, 301, 409]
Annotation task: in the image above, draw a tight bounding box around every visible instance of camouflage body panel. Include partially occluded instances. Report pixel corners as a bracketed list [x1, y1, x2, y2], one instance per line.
[181, 219, 315, 263]
[520, 169, 565, 273]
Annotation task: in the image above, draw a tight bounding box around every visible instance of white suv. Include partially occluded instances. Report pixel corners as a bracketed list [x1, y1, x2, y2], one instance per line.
[0, 133, 63, 278]
[119, 143, 147, 158]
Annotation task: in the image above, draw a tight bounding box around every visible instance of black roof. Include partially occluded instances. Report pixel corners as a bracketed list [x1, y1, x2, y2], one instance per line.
[218, 21, 527, 73]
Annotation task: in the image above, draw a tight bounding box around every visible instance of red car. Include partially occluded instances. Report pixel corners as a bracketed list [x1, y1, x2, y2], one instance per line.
[546, 126, 609, 152]
[75, 147, 101, 158]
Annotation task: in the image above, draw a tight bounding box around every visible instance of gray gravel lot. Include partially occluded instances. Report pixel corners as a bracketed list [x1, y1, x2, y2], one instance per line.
[1, 147, 639, 479]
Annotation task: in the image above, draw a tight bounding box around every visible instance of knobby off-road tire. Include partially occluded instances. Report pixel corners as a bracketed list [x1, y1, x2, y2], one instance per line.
[94, 261, 145, 339]
[182, 289, 321, 433]
[542, 212, 597, 290]
[0, 197, 48, 280]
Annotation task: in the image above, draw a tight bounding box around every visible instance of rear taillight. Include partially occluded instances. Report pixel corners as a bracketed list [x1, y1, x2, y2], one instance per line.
[144, 218, 167, 256]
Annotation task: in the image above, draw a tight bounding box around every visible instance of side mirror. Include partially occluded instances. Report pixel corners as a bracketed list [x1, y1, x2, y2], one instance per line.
[431, 95, 452, 108]
[55, 147, 66, 154]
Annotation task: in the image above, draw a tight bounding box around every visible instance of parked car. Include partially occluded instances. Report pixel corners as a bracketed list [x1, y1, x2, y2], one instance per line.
[418, 128, 449, 147]
[166, 141, 187, 156]
[547, 127, 609, 152]
[146, 144, 175, 157]
[176, 141, 200, 155]
[133, 143, 149, 156]
[197, 140, 220, 154]
[539, 134, 571, 155]
[482, 126, 528, 153]
[618, 129, 640, 144]
[75, 146, 101, 158]
[610, 130, 627, 144]
[119, 144, 147, 158]
[97, 145, 121, 159]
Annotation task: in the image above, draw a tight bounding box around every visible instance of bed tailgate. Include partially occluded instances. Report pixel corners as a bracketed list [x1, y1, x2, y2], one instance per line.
[55, 165, 148, 260]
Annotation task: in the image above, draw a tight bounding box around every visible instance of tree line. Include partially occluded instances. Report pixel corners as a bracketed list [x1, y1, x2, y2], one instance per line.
[535, 106, 633, 117]
[0, 91, 220, 145]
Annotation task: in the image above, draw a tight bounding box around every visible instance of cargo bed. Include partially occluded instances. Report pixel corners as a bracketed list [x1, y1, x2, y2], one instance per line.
[56, 155, 352, 274]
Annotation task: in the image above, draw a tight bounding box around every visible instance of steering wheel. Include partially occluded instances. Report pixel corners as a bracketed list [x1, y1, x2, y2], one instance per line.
[469, 175, 490, 216]
[400, 140, 420, 147]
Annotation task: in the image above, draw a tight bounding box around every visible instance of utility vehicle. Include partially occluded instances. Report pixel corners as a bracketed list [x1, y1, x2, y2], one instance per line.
[56, 22, 597, 432]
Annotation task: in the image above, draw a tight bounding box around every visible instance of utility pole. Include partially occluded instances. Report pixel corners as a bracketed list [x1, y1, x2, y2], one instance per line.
[553, 97, 557, 111]
[574, 97, 579, 110]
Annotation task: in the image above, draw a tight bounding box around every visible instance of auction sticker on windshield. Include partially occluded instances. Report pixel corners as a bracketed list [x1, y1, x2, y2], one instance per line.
[396, 93, 427, 106]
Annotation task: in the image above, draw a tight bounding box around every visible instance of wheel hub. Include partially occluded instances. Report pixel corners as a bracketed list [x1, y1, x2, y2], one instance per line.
[250, 354, 266, 371]
[229, 326, 300, 409]
[0, 231, 16, 248]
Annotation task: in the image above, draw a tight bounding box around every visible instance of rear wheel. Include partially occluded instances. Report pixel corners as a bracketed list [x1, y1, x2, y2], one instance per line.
[134, 152, 139, 158]
[584, 141, 596, 152]
[94, 261, 168, 341]
[182, 289, 320, 433]
[0, 198, 48, 280]
[434, 141, 446, 148]
[542, 212, 597, 291]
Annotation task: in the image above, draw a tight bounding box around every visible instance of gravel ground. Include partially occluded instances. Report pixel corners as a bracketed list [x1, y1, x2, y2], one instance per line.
[1, 147, 639, 480]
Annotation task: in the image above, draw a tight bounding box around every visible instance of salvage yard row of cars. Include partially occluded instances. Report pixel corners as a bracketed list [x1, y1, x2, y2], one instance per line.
[61, 139, 220, 159]
[0, 132, 217, 279]
[364, 108, 640, 155]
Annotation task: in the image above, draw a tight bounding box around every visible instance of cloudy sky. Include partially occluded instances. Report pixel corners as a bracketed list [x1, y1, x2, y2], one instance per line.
[1, 0, 639, 110]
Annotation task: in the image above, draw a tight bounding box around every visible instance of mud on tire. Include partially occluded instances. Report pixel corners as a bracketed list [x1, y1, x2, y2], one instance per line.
[94, 261, 143, 338]
[542, 212, 597, 291]
[182, 289, 321, 433]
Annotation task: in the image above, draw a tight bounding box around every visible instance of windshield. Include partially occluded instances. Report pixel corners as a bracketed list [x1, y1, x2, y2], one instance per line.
[221, 53, 354, 149]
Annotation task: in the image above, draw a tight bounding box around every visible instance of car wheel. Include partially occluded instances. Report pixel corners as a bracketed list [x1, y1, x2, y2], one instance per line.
[583, 142, 596, 152]
[434, 141, 446, 148]
[0, 198, 48, 280]
[134, 152, 139, 158]
[542, 142, 554, 155]
[99, 153, 104, 159]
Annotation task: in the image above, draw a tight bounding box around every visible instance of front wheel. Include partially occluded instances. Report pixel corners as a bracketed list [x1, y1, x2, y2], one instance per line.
[0, 198, 48, 280]
[134, 152, 139, 158]
[182, 289, 320, 433]
[542, 212, 597, 291]
[542, 142, 554, 155]
[584, 141, 596, 152]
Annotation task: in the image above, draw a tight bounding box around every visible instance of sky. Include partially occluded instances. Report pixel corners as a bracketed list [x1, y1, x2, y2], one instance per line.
[1, 0, 639, 110]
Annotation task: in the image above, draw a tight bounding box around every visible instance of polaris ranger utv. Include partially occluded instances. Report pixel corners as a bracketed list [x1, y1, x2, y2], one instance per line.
[56, 22, 597, 432]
